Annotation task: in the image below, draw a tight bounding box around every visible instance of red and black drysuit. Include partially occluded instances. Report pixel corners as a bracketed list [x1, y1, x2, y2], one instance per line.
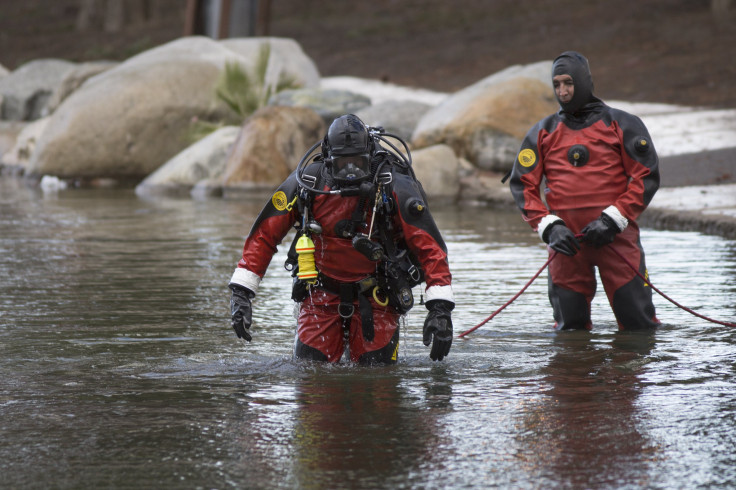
[229, 162, 453, 363]
[509, 55, 660, 331]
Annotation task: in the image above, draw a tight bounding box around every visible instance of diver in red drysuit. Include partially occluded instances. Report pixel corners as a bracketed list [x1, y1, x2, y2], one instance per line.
[509, 51, 660, 330]
[228, 114, 454, 363]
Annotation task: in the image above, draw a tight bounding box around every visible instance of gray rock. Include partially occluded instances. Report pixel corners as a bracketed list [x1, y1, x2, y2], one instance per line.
[268, 88, 371, 125]
[0, 120, 25, 161]
[46, 61, 118, 114]
[27, 36, 321, 182]
[412, 61, 557, 172]
[135, 125, 241, 197]
[0, 59, 77, 121]
[0, 118, 50, 171]
[220, 37, 321, 89]
[355, 99, 432, 141]
[468, 129, 521, 171]
[411, 144, 460, 200]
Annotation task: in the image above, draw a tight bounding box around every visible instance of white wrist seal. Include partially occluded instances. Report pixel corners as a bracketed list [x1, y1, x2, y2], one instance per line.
[229, 268, 261, 295]
[602, 205, 629, 231]
[537, 214, 565, 241]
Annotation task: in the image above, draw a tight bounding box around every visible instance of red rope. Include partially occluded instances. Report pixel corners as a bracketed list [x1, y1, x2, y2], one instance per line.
[458, 252, 558, 338]
[459, 241, 736, 338]
[606, 245, 736, 328]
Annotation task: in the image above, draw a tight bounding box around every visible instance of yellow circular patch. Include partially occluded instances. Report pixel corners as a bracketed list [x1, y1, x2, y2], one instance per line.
[271, 191, 288, 211]
[518, 149, 537, 167]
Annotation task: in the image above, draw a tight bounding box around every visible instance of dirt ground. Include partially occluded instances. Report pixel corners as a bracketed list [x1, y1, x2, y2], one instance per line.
[2, 0, 735, 109]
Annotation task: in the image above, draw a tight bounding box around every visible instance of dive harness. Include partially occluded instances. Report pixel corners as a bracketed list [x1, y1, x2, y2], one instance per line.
[284, 127, 424, 341]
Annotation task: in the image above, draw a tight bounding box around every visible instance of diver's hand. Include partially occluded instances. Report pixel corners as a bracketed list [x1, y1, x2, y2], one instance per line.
[544, 222, 580, 256]
[229, 284, 255, 341]
[581, 213, 620, 248]
[423, 300, 454, 361]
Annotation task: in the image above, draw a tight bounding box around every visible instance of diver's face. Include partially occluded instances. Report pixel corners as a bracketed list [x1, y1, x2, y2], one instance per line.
[332, 154, 370, 184]
[553, 74, 575, 104]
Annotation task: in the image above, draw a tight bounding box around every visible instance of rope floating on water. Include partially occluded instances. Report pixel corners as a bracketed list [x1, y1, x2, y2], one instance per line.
[459, 242, 736, 338]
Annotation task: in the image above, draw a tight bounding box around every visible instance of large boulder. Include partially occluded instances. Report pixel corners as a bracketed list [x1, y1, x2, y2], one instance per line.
[0, 118, 50, 172]
[356, 99, 432, 141]
[0, 121, 25, 162]
[220, 37, 320, 88]
[268, 88, 371, 125]
[410, 144, 461, 200]
[45, 61, 118, 114]
[221, 106, 325, 193]
[27, 36, 321, 182]
[412, 61, 557, 172]
[135, 125, 241, 197]
[0, 59, 77, 121]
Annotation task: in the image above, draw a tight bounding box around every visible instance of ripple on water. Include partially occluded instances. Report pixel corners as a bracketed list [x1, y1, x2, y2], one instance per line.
[1, 181, 736, 488]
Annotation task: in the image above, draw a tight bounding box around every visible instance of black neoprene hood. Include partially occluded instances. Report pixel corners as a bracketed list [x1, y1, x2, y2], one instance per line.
[552, 51, 595, 114]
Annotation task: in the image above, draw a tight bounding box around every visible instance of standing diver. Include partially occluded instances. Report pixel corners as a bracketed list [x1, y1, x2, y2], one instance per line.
[228, 114, 455, 363]
[509, 51, 660, 331]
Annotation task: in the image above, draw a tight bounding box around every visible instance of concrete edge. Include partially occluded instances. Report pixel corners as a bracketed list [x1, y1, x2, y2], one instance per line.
[639, 207, 736, 240]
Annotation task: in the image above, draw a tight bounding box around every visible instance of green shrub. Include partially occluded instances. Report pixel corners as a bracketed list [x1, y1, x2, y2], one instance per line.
[188, 43, 299, 142]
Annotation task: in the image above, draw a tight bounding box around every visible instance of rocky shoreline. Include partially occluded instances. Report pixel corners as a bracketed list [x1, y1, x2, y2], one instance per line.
[1, 36, 734, 242]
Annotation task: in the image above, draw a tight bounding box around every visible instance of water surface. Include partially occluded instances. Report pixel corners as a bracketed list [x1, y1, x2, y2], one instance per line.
[1, 178, 735, 488]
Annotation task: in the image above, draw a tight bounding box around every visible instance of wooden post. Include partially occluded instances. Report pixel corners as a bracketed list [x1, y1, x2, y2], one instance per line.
[256, 0, 271, 36]
[218, 0, 232, 39]
[184, 0, 200, 35]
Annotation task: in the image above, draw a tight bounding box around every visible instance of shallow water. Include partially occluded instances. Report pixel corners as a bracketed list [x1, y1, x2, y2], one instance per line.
[1, 178, 735, 489]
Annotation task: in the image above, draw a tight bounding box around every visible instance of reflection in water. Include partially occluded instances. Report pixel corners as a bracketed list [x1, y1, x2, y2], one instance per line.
[1, 178, 736, 488]
[224, 364, 454, 489]
[290, 368, 433, 488]
[518, 331, 658, 487]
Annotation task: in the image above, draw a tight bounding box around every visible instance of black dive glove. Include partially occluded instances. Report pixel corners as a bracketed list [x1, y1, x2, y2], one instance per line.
[423, 300, 454, 361]
[229, 284, 255, 341]
[581, 213, 620, 248]
[543, 221, 580, 256]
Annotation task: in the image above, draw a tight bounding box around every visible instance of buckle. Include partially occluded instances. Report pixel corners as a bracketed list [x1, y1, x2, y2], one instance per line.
[408, 264, 421, 283]
[338, 302, 355, 318]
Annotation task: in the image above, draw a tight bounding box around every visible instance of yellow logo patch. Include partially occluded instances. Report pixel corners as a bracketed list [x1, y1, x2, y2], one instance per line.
[518, 149, 537, 167]
[271, 191, 288, 211]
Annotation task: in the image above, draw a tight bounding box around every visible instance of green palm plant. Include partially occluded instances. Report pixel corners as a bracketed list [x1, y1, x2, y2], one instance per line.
[188, 43, 299, 142]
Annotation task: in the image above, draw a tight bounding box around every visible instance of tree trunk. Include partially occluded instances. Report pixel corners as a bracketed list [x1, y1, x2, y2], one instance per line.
[104, 0, 125, 33]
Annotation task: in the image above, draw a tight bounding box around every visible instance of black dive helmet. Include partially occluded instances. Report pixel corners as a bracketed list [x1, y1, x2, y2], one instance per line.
[295, 114, 415, 195]
[323, 114, 373, 187]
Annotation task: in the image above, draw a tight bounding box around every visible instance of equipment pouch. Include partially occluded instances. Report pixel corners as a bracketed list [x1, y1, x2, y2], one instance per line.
[291, 277, 309, 302]
[378, 251, 424, 314]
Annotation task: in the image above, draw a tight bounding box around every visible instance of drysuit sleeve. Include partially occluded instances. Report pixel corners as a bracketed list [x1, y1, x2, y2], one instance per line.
[509, 118, 557, 233]
[609, 109, 660, 222]
[391, 173, 453, 304]
[229, 172, 301, 294]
